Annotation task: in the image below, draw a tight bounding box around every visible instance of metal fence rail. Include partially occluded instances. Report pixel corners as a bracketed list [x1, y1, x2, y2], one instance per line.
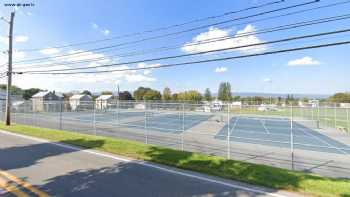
[2, 100, 350, 178]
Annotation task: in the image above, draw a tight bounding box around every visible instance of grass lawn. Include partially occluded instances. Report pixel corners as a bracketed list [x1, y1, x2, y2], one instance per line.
[0, 123, 349, 197]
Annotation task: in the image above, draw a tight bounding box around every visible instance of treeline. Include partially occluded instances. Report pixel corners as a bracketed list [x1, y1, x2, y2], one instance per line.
[329, 92, 350, 103]
[129, 82, 233, 102]
[0, 84, 42, 100]
[2, 83, 349, 103]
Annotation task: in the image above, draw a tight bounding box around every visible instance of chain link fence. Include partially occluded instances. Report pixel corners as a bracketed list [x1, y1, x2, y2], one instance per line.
[1, 99, 350, 178]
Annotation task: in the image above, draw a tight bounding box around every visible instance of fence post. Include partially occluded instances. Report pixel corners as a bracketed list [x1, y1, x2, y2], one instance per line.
[181, 103, 185, 151]
[59, 101, 63, 130]
[317, 104, 320, 127]
[144, 100, 148, 144]
[227, 103, 231, 160]
[334, 103, 337, 128]
[347, 107, 349, 133]
[290, 104, 294, 170]
[93, 101, 96, 135]
[116, 100, 119, 126]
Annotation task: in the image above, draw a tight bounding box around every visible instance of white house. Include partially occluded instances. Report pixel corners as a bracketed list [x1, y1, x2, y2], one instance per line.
[69, 94, 93, 111]
[95, 95, 114, 110]
[340, 103, 350, 108]
[32, 91, 63, 112]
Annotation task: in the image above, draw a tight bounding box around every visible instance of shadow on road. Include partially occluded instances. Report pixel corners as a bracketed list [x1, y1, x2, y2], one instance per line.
[38, 162, 263, 197]
[0, 138, 105, 171]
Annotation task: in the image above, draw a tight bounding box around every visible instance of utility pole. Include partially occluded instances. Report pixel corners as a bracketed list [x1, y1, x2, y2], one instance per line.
[5, 12, 15, 126]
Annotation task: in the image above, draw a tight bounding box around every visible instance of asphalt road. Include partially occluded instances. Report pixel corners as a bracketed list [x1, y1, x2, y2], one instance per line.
[0, 130, 300, 197]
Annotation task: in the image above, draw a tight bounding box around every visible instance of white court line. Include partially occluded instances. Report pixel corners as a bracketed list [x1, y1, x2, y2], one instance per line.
[260, 120, 271, 134]
[229, 117, 240, 135]
[0, 130, 287, 197]
[295, 126, 348, 154]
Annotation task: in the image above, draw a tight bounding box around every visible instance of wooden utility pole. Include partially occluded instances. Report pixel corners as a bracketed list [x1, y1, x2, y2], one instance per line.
[5, 12, 15, 126]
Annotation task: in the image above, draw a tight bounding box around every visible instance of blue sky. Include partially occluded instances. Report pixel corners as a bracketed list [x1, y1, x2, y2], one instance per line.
[0, 0, 349, 95]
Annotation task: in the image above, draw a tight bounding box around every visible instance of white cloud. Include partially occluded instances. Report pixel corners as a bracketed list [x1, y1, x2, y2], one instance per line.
[288, 56, 321, 66]
[15, 36, 28, 43]
[215, 67, 227, 73]
[13, 51, 26, 59]
[137, 63, 161, 75]
[9, 48, 158, 91]
[103, 29, 110, 36]
[263, 78, 272, 83]
[40, 48, 60, 55]
[91, 23, 99, 29]
[0, 36, 7, 45]
[182, 25, 266, 55]
[125, 74, 156, 83]
[91, 22, 110, 36]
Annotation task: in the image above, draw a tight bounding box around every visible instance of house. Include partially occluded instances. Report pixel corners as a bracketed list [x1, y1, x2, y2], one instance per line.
[69, 94, 93, 111]
[32, 91, 63, 112]
[340, 103, 350, 108]
[95, 95, 115, 110]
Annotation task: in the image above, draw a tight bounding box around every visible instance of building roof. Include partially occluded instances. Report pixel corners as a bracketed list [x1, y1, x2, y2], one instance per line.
[70, 94, 91, 100]
[32, 91, 50, 98]
[96, 95, 113, 100]
[32, 91, 63, 98]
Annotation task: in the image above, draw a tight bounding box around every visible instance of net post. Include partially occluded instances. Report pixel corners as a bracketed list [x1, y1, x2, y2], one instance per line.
[181, 103, 185, 151]
[290, 104, 294, 170]
[227, 103, 231, 160]
[144, 100, 148, 144]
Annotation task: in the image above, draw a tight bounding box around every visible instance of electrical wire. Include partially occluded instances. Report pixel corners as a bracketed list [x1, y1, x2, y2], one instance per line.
[14, 13, 350, 70]
[12, 0, 319, 64]
[18, 28, 350, 74]
[18, 40, 350, 75]
[16, 0, 285, 52]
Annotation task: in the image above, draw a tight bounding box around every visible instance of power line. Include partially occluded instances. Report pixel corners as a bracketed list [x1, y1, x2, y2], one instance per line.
[16, 0, 285, 52]
[16, 0, 349, 68]
[18, 40, 350, 75]
[14, 13, 350, 70]
[12, 0, 319, 64]
[18, 28, 350, 74]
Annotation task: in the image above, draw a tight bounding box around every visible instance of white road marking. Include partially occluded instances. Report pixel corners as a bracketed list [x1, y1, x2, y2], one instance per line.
[0, 130, 288, 197]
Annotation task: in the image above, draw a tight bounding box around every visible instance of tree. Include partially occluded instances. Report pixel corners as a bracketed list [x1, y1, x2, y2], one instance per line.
[119, 91, 133, 100]
[0, 84, 24, 96]
[162, 87, 172, 101]
[329, 92, 350, 103]
[218, 82, 232, 101]
[177, 90, 202, 102]
[143, 90, 161, 100]
[172, 93, 178, 101]
[82, 90, 92, 96]
[23, 88, 41, 100]
[133, 87, 151, 100]
[101, 91, 113, 95]
[204, 88, 213, 101]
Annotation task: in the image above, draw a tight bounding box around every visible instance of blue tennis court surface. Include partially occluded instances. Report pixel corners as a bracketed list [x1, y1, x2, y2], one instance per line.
[216, 116, 350, 154]
[62, 111, 213, 133]
[118, 112, 213, 133]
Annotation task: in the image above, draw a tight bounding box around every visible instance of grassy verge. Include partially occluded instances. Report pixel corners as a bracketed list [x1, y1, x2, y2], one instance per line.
[0, 124, 349, 197]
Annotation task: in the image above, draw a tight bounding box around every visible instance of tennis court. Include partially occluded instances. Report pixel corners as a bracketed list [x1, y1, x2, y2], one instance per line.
[59, 110, 213, 133]
[30, 109, 350, 155]
[216, 116, 350, 154]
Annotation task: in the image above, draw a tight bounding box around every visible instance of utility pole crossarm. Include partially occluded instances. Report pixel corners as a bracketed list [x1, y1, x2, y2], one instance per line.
[5, 12, 15, 126]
